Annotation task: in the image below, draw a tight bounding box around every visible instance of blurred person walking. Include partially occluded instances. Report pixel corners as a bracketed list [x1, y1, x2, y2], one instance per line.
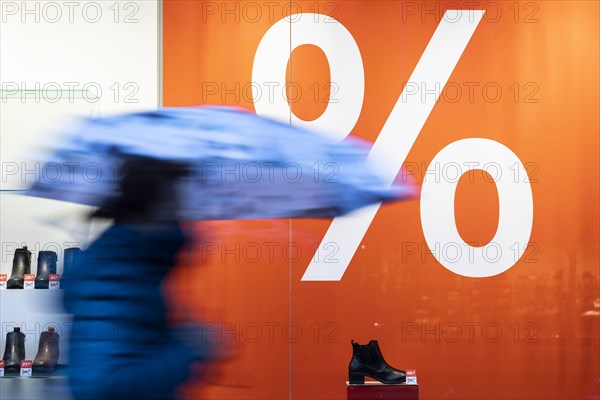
[62, 158, 211, 400]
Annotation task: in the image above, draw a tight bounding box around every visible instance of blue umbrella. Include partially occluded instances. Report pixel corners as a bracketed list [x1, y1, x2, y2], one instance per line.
[27, 106, 416, 220]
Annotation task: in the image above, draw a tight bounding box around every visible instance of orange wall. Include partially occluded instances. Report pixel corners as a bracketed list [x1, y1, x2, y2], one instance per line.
[164, 1, 599, 399]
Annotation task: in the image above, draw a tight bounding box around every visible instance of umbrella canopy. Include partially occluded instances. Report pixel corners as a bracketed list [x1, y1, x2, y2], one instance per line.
[27, 106, 416, 220]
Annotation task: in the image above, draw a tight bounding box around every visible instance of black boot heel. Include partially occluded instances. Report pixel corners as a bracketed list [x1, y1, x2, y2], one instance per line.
[349, 372, 365, 384]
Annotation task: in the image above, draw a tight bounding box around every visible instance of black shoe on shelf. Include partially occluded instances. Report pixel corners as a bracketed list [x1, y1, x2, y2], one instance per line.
[7, 247, 31, 289]
[348, 340, 406, 385]
[2, 327, 26, 373]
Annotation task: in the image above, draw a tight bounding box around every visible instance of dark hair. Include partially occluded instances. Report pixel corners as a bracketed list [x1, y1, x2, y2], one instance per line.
[93, 157, 189, 223]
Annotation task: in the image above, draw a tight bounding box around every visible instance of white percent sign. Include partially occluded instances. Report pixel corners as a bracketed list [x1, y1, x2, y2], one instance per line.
[252, 11, 533, 280]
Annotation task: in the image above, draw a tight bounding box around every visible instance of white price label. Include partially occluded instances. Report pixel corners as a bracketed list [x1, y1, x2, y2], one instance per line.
[406, 370, 417, 385]
[24, 274, 35, 290]
[49, 274, 60, 290]
[20, 360, 32, 377]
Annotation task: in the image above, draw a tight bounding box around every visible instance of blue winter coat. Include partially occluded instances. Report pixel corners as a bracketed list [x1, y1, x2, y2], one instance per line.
[62, 222, 196, 400]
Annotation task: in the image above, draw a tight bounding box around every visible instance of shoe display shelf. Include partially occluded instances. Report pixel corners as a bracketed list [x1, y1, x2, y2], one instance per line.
[0, 192, 93, 376]
[347, 381, 419, 400]
[0, 372, 71, 400]
[0, 289, 70, 372]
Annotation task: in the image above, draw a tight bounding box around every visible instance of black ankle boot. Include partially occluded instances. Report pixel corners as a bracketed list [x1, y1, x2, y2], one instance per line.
[7, 247, 31, 289]
[348, 340, 406, 384]
[2, 327, 26, 373]
[35, 251, 58, 289]
[33, 327, 60, 374]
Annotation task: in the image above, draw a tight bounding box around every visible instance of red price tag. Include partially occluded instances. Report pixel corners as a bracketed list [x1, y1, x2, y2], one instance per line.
[0, 274, 7, 282]
[406, 369, 417, 385]
[49, 274, 61, 290]
[0, 360, 4, 368]
[24, 274, 35, 290]
[20, 360, 32, 377]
